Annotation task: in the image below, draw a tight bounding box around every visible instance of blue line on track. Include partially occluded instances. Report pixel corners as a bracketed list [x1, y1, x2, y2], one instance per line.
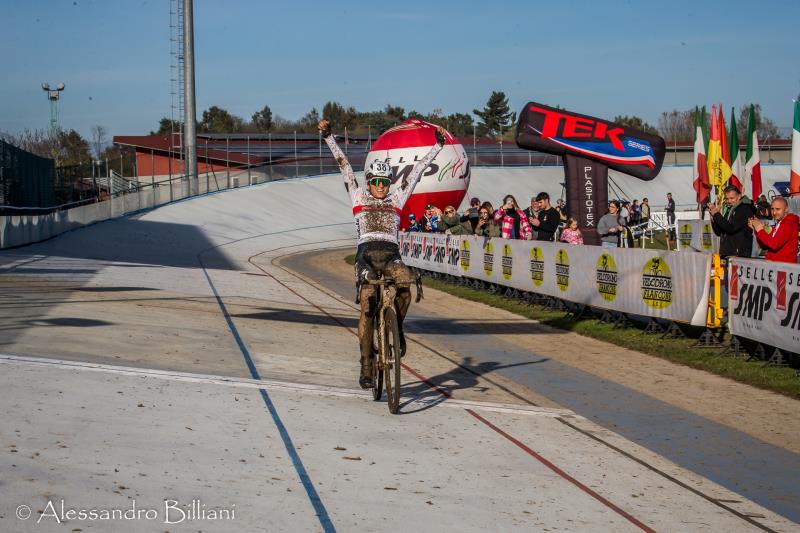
[199, 259, 336, 533]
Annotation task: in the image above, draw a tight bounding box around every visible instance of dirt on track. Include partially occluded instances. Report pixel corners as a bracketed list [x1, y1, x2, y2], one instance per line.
[299, 247, 800, 456]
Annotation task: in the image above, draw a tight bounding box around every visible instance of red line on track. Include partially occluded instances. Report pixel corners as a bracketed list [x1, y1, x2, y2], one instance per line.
[249, 250, 655, 532]
[465, 408, 656, 533]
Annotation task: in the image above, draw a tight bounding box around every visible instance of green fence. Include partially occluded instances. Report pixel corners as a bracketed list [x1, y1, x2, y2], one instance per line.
[0, 139, 57, 209]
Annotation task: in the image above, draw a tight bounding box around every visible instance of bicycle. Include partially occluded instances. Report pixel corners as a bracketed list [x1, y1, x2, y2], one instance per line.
[365, 277, 403, 414]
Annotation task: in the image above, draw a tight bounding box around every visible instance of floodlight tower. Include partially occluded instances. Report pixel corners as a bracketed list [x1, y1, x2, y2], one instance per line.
[183, 0, 197, 195]
[41, 82, 66, 133]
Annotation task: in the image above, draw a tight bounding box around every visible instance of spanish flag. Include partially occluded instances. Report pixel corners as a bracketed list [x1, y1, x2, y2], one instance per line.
[707, 104, 732, 190]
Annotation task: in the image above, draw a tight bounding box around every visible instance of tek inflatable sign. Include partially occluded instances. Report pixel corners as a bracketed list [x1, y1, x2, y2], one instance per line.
[515, 102, 666, 180]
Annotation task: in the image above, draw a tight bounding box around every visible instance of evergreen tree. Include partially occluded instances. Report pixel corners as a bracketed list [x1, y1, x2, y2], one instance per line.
[473, 91, 516, 138]
[199, 106, 244, 133]
[251, 105, 273, 132]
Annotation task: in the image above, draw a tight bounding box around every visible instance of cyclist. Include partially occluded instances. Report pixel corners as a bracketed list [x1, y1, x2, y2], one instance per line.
[318, 119, 446, 388]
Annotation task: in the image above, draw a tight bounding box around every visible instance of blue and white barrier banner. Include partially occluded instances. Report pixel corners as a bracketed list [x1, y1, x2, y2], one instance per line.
[676, 219, 719, 253]
[728, 258, 800, 353]
[401, 232, 711, 326]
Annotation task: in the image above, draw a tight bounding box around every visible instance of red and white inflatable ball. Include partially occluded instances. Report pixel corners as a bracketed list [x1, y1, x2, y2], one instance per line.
[367, 119, 470, 229]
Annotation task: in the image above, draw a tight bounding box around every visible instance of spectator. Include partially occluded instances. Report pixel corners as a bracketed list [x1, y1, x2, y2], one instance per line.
[523, 196, 540, 240]
[474, 206, 500, 237]
[407, 213, 421, 232]
[708, 185, 756, 258]
[494, 194, 532, 240]
[460, 197, 481, 233]
[560, 217, 584, 245]
[597, 200, 625, 249]
[640, 197, 651, 225]
[666, 192, 676, 242]
[555, 198, 568, 222]
[756, 194, 772, 219]
[630, 199, 641, 225]
[532, 192, 560, 241]
[481, 201, 495, 219]
[420, 204, 439, 232]
[619, 201, 630, 225]
[748, 197, 799, 263]
[439, 205, 470, 235]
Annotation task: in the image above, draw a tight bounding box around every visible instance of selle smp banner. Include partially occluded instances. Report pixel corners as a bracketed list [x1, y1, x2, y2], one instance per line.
[728, 258, 800, 353]
[515, 102, 667, 181]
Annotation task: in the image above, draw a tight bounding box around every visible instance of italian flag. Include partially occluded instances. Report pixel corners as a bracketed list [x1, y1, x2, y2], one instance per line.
[692, 106, 710, 205]
[792, 100, 800, 196]
[707, 104, 731, 190]
[728, 107, 744, 194]
[744, 104, 762, 200]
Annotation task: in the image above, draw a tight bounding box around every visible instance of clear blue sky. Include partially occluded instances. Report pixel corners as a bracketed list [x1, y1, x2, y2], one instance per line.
[1, 0, 798, 142]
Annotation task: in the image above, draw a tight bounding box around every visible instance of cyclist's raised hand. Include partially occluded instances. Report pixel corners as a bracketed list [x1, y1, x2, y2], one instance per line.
[318, 119, 331, 138]
[435, 126, 446, 146]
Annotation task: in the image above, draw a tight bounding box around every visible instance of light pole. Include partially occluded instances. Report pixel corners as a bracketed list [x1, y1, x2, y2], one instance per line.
[41, 82, 65, 134]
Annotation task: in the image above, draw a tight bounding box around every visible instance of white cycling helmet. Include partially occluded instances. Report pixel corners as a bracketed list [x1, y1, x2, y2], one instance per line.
[365, 159, 393, 181]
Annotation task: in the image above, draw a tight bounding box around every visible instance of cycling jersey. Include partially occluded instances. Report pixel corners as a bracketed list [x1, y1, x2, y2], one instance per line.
[324, 135, 442, 245]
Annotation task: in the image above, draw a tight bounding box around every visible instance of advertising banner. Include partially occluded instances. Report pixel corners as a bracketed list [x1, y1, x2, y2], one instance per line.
[676, 219, 719, 253]
[515, 102, 666, 181]
[564, 154, 607, 245]
[728, 258, 800, 353]
[405, 232, 711, 326]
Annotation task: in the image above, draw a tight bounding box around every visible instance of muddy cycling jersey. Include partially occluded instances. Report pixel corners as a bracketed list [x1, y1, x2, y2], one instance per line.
[324, 135, 442, 245]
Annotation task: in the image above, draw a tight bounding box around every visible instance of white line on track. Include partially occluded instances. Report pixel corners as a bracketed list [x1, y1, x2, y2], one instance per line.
[0, 353, 580, 419]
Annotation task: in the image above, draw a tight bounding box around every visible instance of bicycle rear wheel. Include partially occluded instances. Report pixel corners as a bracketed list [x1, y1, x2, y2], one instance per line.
[371, 317, 382, 401]
[383, 308, 402, 414]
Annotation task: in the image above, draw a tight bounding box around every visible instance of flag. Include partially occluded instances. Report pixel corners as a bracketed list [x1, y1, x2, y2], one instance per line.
[745, 104, 762, 200]
[719, 104, 734, 190]
[728, 107, 744, 194]
[692, 106, 710, 205]
[707, 104, 731, 189]
[791, 100, 800, 196]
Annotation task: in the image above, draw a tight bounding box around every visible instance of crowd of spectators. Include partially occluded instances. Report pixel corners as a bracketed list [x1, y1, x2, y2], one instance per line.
[406, 192, 579, 244]
[405, 188, 798, 263]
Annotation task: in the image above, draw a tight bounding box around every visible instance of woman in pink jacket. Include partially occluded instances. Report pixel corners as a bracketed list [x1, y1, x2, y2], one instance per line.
[493, 194, 532, 240]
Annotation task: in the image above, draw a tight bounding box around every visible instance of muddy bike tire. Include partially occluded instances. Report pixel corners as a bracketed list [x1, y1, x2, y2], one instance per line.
[371, 317, 382, 401]
[383, 307, 402, 414]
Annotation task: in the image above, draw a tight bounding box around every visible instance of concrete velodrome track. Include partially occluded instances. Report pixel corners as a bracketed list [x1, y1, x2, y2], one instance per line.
[0, 173, 798, 532]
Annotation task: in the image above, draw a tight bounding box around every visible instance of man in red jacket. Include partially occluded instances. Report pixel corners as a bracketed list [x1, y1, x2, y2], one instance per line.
[748, 197, 798, 263]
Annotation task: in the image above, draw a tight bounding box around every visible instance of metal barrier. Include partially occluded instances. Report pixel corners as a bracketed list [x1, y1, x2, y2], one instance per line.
[0, 139, 56, 209]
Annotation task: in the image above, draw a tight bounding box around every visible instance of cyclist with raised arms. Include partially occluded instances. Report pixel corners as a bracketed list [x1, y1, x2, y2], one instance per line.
[318, 119, 446, 388]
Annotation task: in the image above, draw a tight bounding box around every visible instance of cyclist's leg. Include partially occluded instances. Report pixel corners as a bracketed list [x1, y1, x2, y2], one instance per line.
[354, 250, 378, 388]
[384, 257, 414, 357]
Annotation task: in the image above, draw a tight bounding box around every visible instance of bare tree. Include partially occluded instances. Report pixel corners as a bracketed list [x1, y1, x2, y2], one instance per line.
[91, 125, 107, 159]
[657, 110, 694, 143]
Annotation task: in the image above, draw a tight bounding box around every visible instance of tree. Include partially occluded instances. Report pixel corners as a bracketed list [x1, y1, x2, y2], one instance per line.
[91, 125, 107, 159]
[612, 114, 661, 136]
[199, 105, 244, 133]
[654, 110, 692, 142]
[298, 108, 321, 133]
[251, 105, 273, 132]
[737, 104, 781, 141]
[474, 91, 516, 138]
[444, 113, 475, 137]
[322, 101, 358, 130]
[151, 117, 183, 135]
[55, 129, 92, 167]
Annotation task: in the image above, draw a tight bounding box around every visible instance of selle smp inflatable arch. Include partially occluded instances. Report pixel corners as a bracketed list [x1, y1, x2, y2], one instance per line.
[516, 102, 666, 244]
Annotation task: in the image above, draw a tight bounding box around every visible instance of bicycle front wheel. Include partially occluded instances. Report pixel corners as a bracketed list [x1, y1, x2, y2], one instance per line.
[372, 316, 382, 401]
[383, 308, 402, 414]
